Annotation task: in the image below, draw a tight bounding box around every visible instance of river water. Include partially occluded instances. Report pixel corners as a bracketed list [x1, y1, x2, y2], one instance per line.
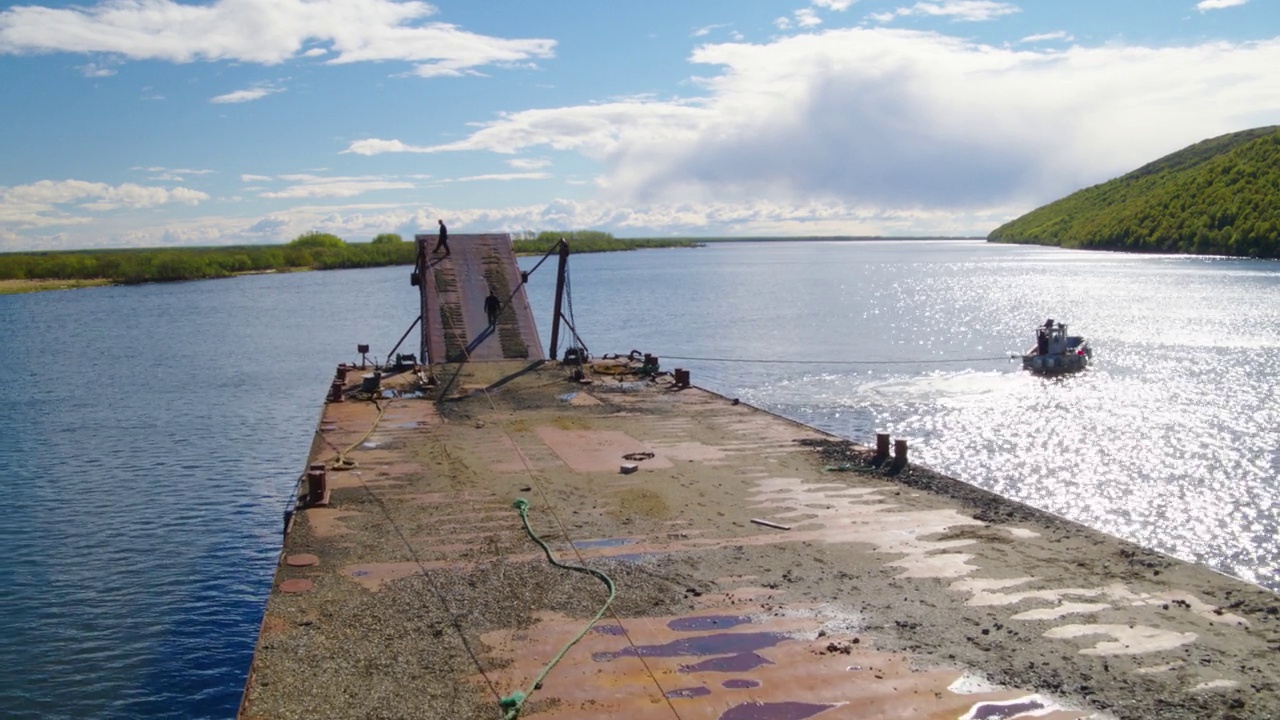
[1, 240, 1277, 718]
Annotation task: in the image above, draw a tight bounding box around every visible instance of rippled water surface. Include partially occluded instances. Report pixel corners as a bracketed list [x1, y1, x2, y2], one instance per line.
[2, 240, 1277, 718]
[1, 270, 419, 719]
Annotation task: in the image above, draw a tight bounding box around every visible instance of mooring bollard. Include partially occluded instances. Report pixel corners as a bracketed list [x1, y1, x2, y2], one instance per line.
[893, 439, 908, 469]
[335, 363, 349, 382]
[876, 433, 890, 458]
[329, 379, 345, 403]
[306, 466, 327, 505]
[673, 368, 691, 388]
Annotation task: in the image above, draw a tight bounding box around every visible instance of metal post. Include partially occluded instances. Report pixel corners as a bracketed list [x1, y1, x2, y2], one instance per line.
[548, 239, 569, 360]
[415, 233, 431, 365]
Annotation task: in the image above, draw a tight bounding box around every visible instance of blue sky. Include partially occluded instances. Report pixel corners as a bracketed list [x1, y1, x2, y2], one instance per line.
[1, 0, 1277, 250]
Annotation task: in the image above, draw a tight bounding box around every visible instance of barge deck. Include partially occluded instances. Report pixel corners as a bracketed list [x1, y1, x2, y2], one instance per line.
[240, 235, 1280, 720]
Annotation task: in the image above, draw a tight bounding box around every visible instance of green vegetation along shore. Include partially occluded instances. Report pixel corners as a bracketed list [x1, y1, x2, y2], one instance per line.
[988, 126, 1280, 258]
[0, 231, 701, 294]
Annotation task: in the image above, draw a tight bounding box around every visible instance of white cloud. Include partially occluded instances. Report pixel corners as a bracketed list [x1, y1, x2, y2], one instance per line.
[692, 23, 729, 38]
[135, 166, 214, 175]
[1196, 0, 1248, 10]
[342, 138, 435, 155]
[344, 100, 706, 158]
[0, 179, 209, 229]
[1019, 31, 1072, 44]
[257, 174, 415, 198]
[813, 0, 858, 9]
[79, 61, 115, 77]
[795, 9, 823, 28]
[452, 172, 551, 182]
[134, 166, 215, 182]
[774, 16, 793, 30]
[507, 158, 552, 170]
[240, 174, 273, 182]
[211, 85, 284, 104]
[351, 29, 1280, 220]
[872, 1, 1021, 23]
[0, 0, 555, 78]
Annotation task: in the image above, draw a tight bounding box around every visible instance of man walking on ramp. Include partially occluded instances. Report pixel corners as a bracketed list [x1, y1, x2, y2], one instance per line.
[434, 219, 449, 256]
[484, 288, 502, 328]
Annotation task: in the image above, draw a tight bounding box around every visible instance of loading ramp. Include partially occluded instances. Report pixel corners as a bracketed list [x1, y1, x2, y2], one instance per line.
[413, 233, 546, 364]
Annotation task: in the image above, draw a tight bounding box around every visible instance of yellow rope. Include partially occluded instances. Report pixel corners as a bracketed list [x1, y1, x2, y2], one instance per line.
[329, 396, 387, 471]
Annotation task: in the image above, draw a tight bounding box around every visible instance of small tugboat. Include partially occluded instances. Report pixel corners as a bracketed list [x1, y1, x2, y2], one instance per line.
[1022, 319, 1091, 375]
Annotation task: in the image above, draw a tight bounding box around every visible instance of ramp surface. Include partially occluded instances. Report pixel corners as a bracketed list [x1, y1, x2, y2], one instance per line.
[417, 233, 544, 363]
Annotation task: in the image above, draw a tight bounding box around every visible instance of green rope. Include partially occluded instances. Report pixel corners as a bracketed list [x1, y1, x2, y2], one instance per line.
[501, 498, 617, 719]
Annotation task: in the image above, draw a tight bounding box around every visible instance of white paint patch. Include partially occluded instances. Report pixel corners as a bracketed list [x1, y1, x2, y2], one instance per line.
[888, 552, 980, 578]
[1151, 591, 1249, 626]
[1043, 624, 1198, 655]
[948, 673, 1004, 695]
[1191, 679, 1239, 692]
[962, 583, 1105, 608]
[1007, 527, 1040, 538]
[1011, 602, 1112, 621]
[1135, 661, 1184, 674]
[757, 602, 864, 637]
[958, 694, 1067, 720]
[749, 477, 985, 580]
[951, 577, 1037, 595]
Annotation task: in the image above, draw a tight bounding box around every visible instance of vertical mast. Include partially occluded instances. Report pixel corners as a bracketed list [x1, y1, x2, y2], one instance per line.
[548, 239, 569, 360]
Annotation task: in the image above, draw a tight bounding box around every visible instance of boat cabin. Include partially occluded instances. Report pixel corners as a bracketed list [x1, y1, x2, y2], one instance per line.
[1035, 320, 1069, 355]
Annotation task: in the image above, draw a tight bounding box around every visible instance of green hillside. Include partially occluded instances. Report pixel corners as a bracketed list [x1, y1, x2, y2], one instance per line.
[988, 126, 1280, 258]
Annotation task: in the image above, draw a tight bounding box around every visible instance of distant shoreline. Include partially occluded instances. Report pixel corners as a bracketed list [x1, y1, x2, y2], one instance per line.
[654, 236, 986, 242]
[0, 237, 988, 296]
[0, 278, 113, 295]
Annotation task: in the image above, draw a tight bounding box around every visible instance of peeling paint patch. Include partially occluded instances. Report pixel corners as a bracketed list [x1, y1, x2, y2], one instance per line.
[720, 701, 839, 720]
[594, 632, 791, 663]
[665, 686, 713, 699]
[682, 651, 776, 673]
[572, 537, 638, 550]
[668, 615, 753, 632]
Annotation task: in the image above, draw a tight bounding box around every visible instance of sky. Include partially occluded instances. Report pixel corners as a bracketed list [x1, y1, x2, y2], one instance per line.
[1, 0, 1278, 251]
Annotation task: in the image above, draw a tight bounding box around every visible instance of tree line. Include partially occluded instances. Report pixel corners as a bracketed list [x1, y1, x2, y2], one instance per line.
[0, 231, 701, 285]
[988, 126, 1280, 258]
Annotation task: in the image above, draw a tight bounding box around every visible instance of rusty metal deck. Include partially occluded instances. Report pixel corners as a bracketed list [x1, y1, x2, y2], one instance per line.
[241, 359, 1280, 720]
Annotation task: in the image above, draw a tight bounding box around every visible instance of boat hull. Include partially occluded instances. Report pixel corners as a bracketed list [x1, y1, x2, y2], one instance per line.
[1022, 352, 1088, 374]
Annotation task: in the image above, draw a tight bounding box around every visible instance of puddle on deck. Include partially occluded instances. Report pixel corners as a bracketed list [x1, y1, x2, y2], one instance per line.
[479, 602, 1087, 720]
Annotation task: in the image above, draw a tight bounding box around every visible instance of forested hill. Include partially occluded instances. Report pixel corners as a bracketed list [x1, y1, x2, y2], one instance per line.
[988, 126, 1280, 258]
